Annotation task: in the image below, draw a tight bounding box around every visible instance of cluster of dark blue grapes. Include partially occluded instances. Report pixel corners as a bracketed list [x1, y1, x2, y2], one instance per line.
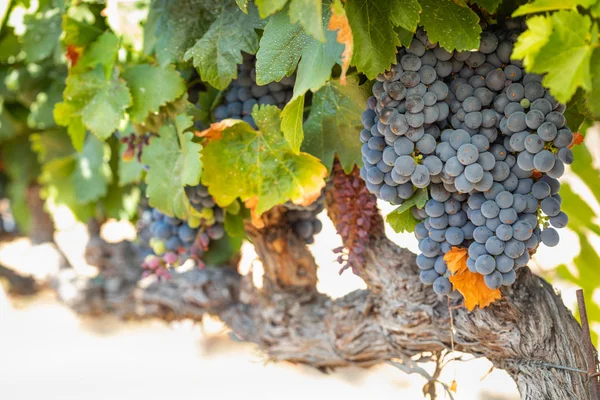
[139, 184, 226, 278]
[213, 53, 294, 129]
[185, 183, 226, 241]
[360, 22, 573, 295]
[284, 195, 324, 245]
[140, 209, 209, 279]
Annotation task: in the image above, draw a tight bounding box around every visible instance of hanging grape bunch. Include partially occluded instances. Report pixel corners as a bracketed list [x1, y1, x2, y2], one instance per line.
[139, 184, 225, 279]
[213, 53, 295, 129]
[283, 193, 324, 245]
[360, 21, 572, 296]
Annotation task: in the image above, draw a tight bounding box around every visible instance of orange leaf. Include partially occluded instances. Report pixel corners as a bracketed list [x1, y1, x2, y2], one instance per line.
[245, 198, 265, 228]
[196, 119, 241, 140]
[444, 247, 502, 311]
[568, 132, 584, 148]
[328, 1, 353, 85]
[444, 247, 468, 274]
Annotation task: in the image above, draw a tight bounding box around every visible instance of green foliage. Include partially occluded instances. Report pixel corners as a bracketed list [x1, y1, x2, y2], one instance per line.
[512, 2, 600, 119]
[302, 77, 369, 172]
[386, 189, 428, 233]
[141, 114, 202, 219]
[344, 0, 401, 79]
[202, 106, 327, 214]
[419, 0, 482, 51]
[184, 4, 265, 90]
[123, 65, 186, 123]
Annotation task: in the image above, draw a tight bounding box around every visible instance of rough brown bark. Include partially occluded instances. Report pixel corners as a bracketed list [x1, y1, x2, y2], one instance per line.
[25, 184, 55, 244]
[244, 206, 318, 291]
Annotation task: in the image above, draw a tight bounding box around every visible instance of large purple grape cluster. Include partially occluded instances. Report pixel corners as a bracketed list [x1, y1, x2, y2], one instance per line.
[360, 22, 572, 295]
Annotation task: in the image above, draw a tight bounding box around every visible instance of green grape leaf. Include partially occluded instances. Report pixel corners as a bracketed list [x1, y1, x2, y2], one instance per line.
[101, 184, 141, 221]
[118, 142, 145, 186]
[386, 188, 428, 233]
[255, 0, 289, 17]
[141, 114, 202, 219]
[526, 11, 596, 102]
[54, 66, 132, 143]
[587, 48, 600, 118]
[53, 102, 86, 151]
[62, 3, 107, 47]
[289, 0, 324, 41]
[80, 79, 131, 140]
[280, 94, 305, 153]
[344, 0, 400, 79]
[512, 15, 553, 70]
[73, 31, 119, 77]
[27, 80, 65, 129]
[564, 89, 594, 132]
[302, 77, 368, 173]
[74, 135, 112, 203]
[236, 0, 250, 13]
[469, 0, 502, 12]
[203, 235, 244, 264]
[122, 64, 186, 123]
[513, 0, 597, 16]
[389, 0, 421, 33]
[419, 0, 482, 51]
[558, 184, 600, 236]
[571, 143, 600, 203]
[150, 0, 218, 66]
[3, 134, 41, 233]
[184, 4, 264, 90]
[39, 156, 95, 225]
[21, 7, 62, 62]
[30, 129, 76, 164]
[256, 7, 342, 91]
[202, 105, 327, 215]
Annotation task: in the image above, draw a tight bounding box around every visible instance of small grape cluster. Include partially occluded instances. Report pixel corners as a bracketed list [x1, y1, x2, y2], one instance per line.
[284, 196, 324, 244]
[140, 184, 225, 279]
[185, 183, 226, 241]
[213, 53, 294, 128]
[140, 209, 210, 279]
[360, 22, 573, 296]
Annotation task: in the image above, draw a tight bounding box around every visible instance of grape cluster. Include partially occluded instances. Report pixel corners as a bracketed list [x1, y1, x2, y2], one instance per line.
[213, 53, 294, 128]
[360, 22, 573, 296]
[284, 196, 324, 245]
[139, 184, 226, 278]
[140, 209, 210, 279]
[185, 183, 226, 241]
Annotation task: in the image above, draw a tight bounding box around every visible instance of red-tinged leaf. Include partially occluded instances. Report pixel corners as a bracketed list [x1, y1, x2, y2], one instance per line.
[568, 132, 585, 148]
[328, 0, 353, 84]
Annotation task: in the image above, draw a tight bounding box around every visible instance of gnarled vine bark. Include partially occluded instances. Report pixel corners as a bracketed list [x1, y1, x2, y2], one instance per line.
[4, 184, 599, 399]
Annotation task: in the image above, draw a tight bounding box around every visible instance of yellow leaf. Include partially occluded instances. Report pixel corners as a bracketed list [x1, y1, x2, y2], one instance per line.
[328, 0, 353, 85]
[444, 247, 502, 311]
[450, 380, 457, 393]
